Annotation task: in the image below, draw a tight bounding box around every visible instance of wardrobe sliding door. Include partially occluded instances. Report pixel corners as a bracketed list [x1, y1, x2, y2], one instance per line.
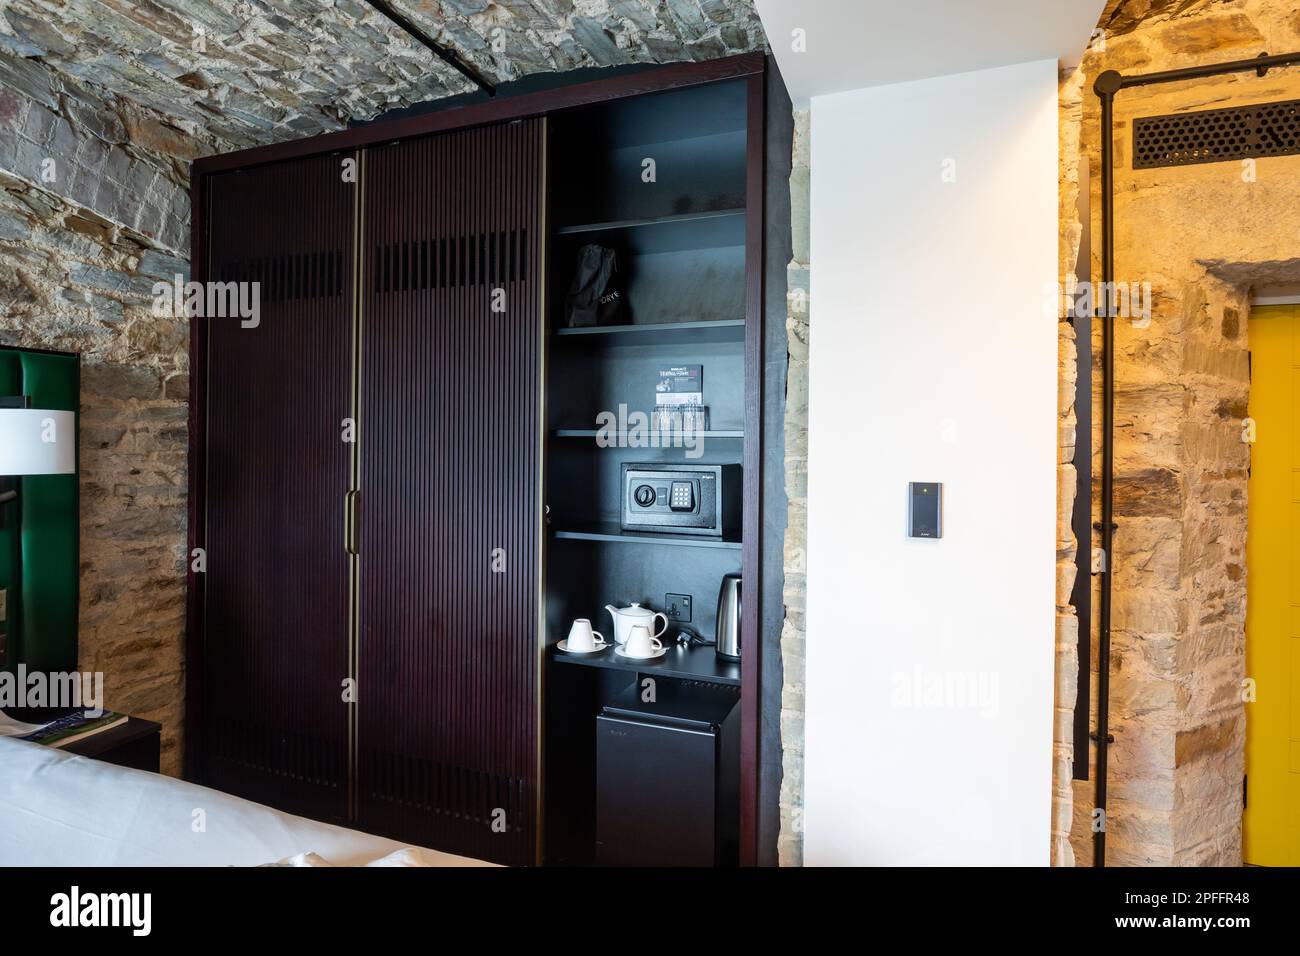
[202, 155, 356, 822]
[357, 121, 545, 866]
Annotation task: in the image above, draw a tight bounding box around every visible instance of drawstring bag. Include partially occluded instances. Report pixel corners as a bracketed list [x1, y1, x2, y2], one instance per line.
[564, 244, 628, 327]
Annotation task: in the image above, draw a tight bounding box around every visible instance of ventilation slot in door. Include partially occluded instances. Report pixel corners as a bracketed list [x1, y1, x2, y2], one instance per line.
[209, 717, 344, 787]
[372, 229, 528, 293]
[362, 750, 531, 861]
[215, 250, 347, 302]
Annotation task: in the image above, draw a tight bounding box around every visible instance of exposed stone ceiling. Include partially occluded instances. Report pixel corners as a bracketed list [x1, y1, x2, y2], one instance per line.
[0, 0, 766, 149]
[1098, 0, 1219, 37]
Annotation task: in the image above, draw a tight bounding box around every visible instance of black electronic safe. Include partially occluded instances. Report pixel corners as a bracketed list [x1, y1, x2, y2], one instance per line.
[595, 682, 739, 866]
[620, 462, 742, 536]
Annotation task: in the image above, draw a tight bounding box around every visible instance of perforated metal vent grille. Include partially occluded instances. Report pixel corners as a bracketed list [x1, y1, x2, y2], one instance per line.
[1133, 99, 1300, 168]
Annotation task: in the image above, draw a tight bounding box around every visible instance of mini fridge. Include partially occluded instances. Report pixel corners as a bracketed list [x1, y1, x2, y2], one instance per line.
[595, 681, 739, 867]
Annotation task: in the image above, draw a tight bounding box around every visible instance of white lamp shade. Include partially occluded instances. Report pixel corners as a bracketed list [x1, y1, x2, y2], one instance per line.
[0, 408, 76, 476]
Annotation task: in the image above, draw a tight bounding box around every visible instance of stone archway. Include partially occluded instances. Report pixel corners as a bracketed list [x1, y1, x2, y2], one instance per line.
[1059, 0, 1300, 863]
[1070, 125, 1300, 866]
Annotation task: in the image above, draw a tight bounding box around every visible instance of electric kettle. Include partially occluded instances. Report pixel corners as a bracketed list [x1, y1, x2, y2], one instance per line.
[716, 574, 741, 661]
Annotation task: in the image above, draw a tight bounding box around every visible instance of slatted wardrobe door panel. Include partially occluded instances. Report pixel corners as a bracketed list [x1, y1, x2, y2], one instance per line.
[358, 120, 544, 866]
[203, 155, 355, 823]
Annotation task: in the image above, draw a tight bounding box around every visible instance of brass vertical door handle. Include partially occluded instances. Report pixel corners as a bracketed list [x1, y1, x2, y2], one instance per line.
[352, 490, 361, 554]
[344, 490, 361, 554]
[343, 491, 352, 554]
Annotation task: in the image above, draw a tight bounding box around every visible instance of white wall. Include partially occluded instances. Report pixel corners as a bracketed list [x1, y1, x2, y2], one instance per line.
[754, 0, 1106, 106]
[804, 59, 1059, 866]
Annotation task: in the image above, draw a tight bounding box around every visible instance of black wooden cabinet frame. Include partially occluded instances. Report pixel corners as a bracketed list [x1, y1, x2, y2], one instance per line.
[186, 52, 766, 865]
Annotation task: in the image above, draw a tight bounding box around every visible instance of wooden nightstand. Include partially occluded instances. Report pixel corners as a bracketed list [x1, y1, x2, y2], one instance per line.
[61, 717, 162, 773]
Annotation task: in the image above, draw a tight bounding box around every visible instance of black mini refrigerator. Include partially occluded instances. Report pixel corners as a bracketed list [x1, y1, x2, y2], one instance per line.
[595, 681, 739, 866]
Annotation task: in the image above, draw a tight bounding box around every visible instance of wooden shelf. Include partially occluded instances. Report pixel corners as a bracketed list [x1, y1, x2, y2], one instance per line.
[552, 81, 747, 150]
[554, 209, 745, 254]
[553, 319, 745, 347]
[552, 429, 743, 439]
[552, 521, 741, 550]
[549, 639, 740, 687]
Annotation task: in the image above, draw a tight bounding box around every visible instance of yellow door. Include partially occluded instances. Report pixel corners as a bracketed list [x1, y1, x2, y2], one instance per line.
[1245, 303, 1300, 865]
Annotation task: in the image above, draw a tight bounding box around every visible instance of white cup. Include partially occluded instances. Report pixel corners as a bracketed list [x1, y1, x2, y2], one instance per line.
[567, 618, 607, 652]
[623, 624, 664, 659]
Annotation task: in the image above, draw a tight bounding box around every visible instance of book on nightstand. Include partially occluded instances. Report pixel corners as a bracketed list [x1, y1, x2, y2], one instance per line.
[13, 709, 129, 748]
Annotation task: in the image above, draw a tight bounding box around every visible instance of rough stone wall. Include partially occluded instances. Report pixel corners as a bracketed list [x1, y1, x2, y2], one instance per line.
[1, 0, 481, 143]
[1, 1, 765, 147]
[0, 49, 215, 253]
[777, 108, 808, 866]
[1054, 66, 1086, 867]
[0, 175, 191, 774]
[1066, 0, 1300, 865]
[392, 0, 766, 79]
[0, 50, 212, 776]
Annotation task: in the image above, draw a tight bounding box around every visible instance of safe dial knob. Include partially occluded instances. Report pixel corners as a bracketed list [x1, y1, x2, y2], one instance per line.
[633, 484, 656, 507]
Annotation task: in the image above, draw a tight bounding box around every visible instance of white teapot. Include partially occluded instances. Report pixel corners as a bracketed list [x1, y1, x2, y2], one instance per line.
[604, 602, 669, 645]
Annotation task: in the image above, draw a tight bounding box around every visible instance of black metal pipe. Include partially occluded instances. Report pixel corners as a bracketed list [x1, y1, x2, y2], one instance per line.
[361, 0, 497, 97]
[1070, 155, 1093, 783]
[1094, 69, 1119, 868]
[1119, 50, 1300, 89]
[1091, 49, 1300, 868]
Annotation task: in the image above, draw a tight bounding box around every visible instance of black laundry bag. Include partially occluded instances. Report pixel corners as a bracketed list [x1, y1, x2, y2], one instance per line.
[564, 243, 628, 327]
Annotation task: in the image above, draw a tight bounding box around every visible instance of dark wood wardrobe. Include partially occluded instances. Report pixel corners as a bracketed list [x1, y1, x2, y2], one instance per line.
[186, 53, 765, 867]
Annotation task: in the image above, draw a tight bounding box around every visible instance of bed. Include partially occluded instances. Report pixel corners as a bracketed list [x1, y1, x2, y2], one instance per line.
[0, 737, 492, 867]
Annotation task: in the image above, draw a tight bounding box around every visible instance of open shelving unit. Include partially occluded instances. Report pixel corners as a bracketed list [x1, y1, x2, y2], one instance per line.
[552, 521, 743, 549]
[550, 640, 741, 686]
[554, 208, 746, 253]
[552, 429, 744, 439]
[553, 318, 746, 347]
[542, 74, 757, 866]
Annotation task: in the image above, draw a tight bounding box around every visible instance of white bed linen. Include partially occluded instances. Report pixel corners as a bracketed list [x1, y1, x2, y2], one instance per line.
[0, 737, 492, 867]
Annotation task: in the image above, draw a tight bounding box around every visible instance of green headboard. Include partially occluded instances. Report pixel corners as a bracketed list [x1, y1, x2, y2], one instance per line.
[0, 347, 79, 674]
